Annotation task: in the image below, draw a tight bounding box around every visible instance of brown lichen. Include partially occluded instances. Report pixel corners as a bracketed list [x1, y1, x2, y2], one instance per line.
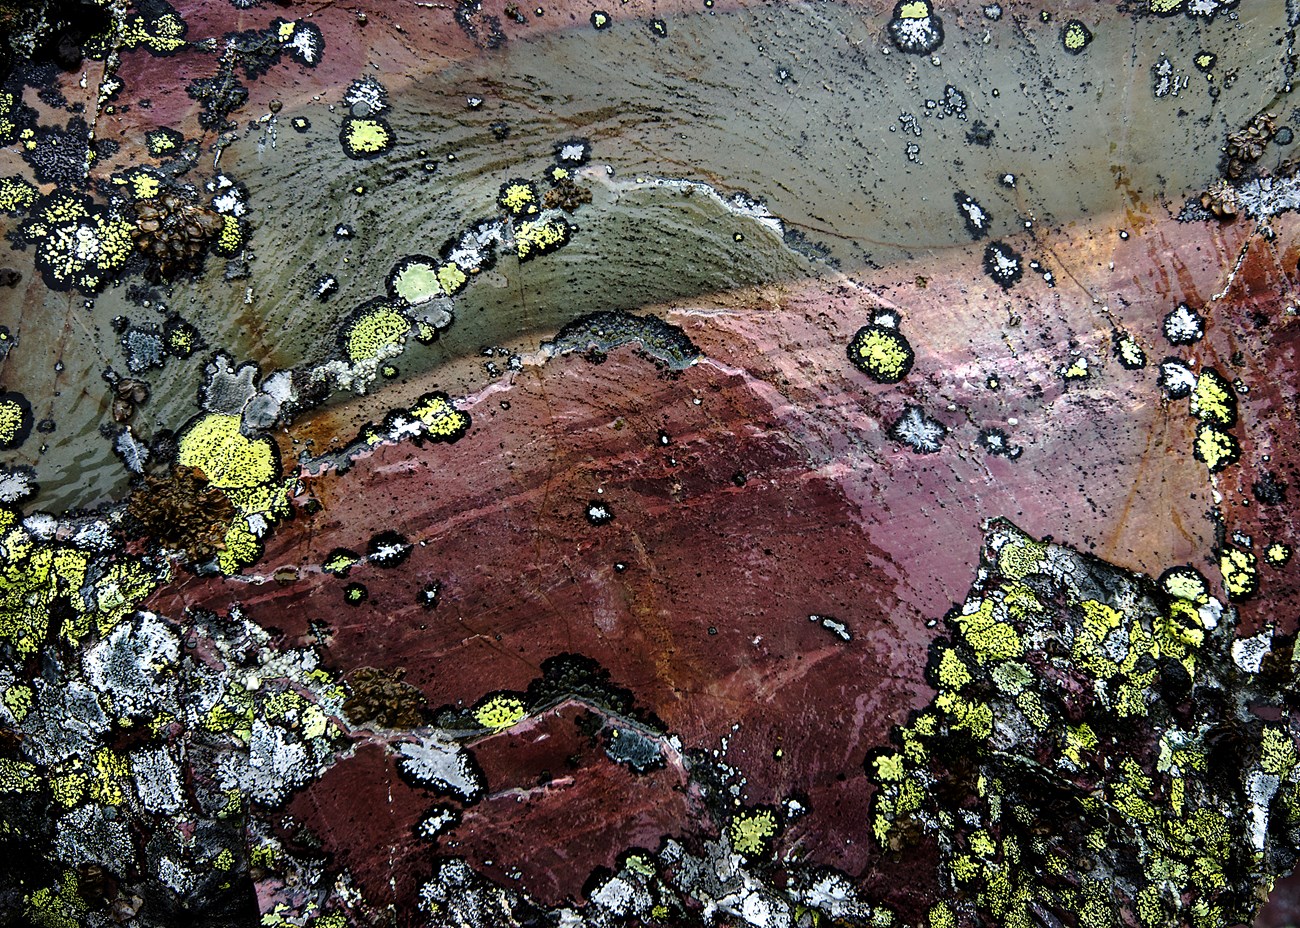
[1223, 112, 1276, 179]
[109, 378, 149, 423]
[1201, 179, 1239, 220]
[342, 666, 430, 729]
[131, 193, 225, 281]
[125, 465, 236, 563]
[543, 176, 592, 213]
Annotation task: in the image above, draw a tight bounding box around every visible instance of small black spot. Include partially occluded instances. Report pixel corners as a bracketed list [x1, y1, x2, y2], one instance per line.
[1253, 472, 1288, 506]
[965, 120, 995, 147]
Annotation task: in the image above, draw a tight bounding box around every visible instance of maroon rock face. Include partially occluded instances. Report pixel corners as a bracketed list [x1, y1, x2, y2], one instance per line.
[156, 343, 940, 908]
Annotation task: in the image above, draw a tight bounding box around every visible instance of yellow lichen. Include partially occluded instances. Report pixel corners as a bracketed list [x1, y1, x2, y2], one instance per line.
[515, 218, 570, 260]
[410, 393, 471, 440]
[0, 757, 39, 793]
[0, 395, 31, 449]
[389, 259, 442, 305]
[848, 324, 914, 384]
[214, 215, 245, 255]
[953, 599, 1023, 664]
[89, 747, 130, 805]
[342, 304, 410, 361]
[437, 263, 468, 295]
[1193, 423, 1240, 473]
[1190, 370, 1236, 427]
[1218, 547, 1257, 600]
[473, 694, 526, 730]
[937, 647, 972, 689]
[1265, 542, 1292, 569]
[177, 414, 278, 490]
[341, 117, 394, 158]
[24, 872, 87, 928]
[996, 538, 1046, 581]
[729, 807, 779, 855]
[498, 180, 540, 217]
[0, 176, 36, 213]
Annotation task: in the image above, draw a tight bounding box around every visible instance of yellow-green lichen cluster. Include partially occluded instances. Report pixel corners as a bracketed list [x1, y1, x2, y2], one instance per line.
[351, 391, 471, 454]
[214, 215, 247, 256]
[146, 128, 183, 156]
[515, 217, 571, 261]
[1061, 355, 1090, 381]
[340, 117, 394, 160]
[472, 693, 526, 731]
[1182, 366, 1242, 474]
[385, 255, 470, 305]
[0, 392, 32, 450]
[0, 90, 28, 147]
[1265, 542, 1292, 569]
[1218, 547, 1257, 601]
[175, 413, 290, 573]
[410, 392, 472, 441]
[24, 871, 88, 928]
[1061, 19, 1092, 54]
[847, 323, 914, 384]
[339, 300, 411, 362]
[869, 519, 1298, 928]
[0, 510, 168, 655]
[498, 179, 540, 217]
[1114, 332, 1147, 370]
[729, 807, 780, 856]
[87, 2, 188, 56]
[0, 175, 36, 214]
[18, 192, 135, 293]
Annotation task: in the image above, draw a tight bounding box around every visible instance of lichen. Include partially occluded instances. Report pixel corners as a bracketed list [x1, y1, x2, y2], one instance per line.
[125, 466, 237, 564]
[868, 519, 1300, 928]
[344, 667, 429, 729]
[847, 321, 915, 384]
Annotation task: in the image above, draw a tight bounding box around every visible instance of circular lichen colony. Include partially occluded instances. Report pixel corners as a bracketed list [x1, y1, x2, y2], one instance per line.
[498, 179, 540, 217]
[339, 300, 411, 362]
[21, 191, 135, 292]
[339, 116, 395, 160]
[386, 256, 444, 306]
[1061, 20, 1093, 54]
[847, 323, 915, 384]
